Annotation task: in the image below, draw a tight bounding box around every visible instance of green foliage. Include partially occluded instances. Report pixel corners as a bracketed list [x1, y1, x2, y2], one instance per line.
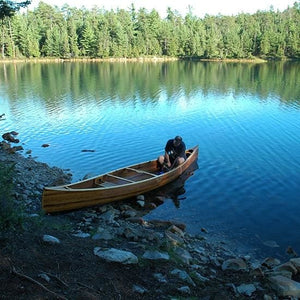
[0, 0, 31, 20]
[0, 2, 299, 59]
[0, 162, 24, 231]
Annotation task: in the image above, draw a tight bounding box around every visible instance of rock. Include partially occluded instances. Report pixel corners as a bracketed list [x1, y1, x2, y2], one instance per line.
[290, 257, 300, 272]
[42, 234, 60, 244]
[174, 247, 193, 264]
[136, 200, 145, 207]
[147, 203, 157, 209]
[192, 271, 209, 283]
[148, 219, 186, 231]
[153, 196, 164, 205]
[28, 213, 39, 218]
[237, 283, 256, 296]
[136, 195, 145, 201]
[167, 225, 185, 237]
[201, 227, 208, 233]
[132, 284, 148, 294]
[72, 232, 91, 238]
[94, 247, 138, 264]
[99, 210, 117, 223]
[142, 250, 170, 261]
[12, 146, 23, 152]
[222, 258, 247, 271]
[262, 257, 281, 268]
[0, 141, 11, 150]
[274, 261, 298, 276]
[123, 227, 141, 241]
[92, 228, 114, 240]
[177, 286, 191, 294]
[165, 231, 184, 246]
[153, 273, 167, 283]
[268, 275, 300, 297]
[170, 269, 196, 286]
[2, 132, 19, 143]
[126, 217, 145, 224]
[119, 204, 134, 211]
[122, 210, 137, 218]
[192, 246, 206, 256]
[38, 273, 51, 282]
[286, 246, 298, 257]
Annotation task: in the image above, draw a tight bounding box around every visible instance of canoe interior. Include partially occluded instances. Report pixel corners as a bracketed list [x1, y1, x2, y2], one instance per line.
[64, 148, 195, 190]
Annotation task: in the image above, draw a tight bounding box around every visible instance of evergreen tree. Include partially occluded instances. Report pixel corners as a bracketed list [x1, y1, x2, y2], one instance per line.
[0, 2, 298, 60]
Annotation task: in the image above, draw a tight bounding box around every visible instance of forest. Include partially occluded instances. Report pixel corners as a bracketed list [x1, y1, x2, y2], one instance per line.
[0, 1, 299, 60]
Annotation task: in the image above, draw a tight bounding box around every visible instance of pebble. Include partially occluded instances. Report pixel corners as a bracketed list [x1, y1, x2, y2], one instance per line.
[2, 144, 300, 299]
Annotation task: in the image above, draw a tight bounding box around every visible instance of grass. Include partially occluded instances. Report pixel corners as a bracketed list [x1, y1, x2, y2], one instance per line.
[0, 162, 24, 232]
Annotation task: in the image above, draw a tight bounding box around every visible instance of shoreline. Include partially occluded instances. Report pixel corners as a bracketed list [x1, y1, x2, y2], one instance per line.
[0, 56, 271, 64]
[1, 144, 300, 298]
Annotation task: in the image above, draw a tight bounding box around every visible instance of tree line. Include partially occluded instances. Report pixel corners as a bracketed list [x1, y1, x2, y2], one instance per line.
[1, 1, 299, 60]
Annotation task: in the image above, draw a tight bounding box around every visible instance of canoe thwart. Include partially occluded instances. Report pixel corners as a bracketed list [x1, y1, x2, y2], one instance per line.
[125, 167, 157, 177]
[106, 173, 135, 183]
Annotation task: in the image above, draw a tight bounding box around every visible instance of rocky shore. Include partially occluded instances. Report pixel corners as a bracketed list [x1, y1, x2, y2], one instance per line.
[1, 140, 300, 299]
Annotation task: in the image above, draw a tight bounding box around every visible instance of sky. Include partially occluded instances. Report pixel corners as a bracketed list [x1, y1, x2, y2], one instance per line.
[28, 0, 297, 17]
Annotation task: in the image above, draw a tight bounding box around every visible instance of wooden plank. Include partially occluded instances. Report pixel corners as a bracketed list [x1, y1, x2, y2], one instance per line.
[107, 174, 135, 183]
[96, 182, 117, 187]
[126, 167, 157, 177]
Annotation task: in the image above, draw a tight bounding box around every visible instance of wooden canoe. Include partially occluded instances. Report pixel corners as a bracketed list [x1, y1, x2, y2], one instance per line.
[42, 145, 199, 213]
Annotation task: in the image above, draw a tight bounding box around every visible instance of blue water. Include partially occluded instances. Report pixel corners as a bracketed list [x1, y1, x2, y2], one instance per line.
[1, 61, 299, 259]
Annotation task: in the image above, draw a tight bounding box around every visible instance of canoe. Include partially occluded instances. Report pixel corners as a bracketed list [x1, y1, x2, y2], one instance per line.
[42, 145, 199, 213]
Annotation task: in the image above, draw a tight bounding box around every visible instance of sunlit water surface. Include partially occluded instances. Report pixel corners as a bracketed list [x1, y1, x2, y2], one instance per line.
[1, 61, 299, 259]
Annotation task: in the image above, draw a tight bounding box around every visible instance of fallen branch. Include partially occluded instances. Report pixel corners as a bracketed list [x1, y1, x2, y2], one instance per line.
[43, 272, 69, 287]
[76, 281, 101, 293]
[11, 266, 68, 300]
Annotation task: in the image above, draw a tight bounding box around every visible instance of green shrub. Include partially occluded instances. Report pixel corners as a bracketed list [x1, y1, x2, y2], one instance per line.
[0, 162, 24, 231]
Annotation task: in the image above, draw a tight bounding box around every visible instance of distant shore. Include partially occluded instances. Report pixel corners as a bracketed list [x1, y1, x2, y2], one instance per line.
[0, 56, 269, 64]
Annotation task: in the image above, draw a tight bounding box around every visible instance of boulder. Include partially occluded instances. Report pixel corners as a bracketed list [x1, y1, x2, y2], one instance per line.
[42, 234, 60, 244]
[290, 257, 300, 272]
[222, 258, 247, 271]
[274, 261, 298, 276]
[94, 247, 138, 264]
[174, 247, 193, 265]
[237, 283, 256, 296]
[268, 275, 300, 297]
[262, 257, 281, 268]
[142, 250, 170, 261]
[2, 132, 19, 143]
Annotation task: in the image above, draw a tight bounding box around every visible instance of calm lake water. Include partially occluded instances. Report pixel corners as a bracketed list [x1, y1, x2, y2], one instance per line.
[1, 61, 299, 259]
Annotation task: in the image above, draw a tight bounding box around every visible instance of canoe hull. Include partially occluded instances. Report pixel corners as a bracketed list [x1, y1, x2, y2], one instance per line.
[42, 146, 198, 213]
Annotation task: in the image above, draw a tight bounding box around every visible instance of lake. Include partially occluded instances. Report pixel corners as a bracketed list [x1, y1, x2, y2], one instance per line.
[1, 60, 299, 259]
